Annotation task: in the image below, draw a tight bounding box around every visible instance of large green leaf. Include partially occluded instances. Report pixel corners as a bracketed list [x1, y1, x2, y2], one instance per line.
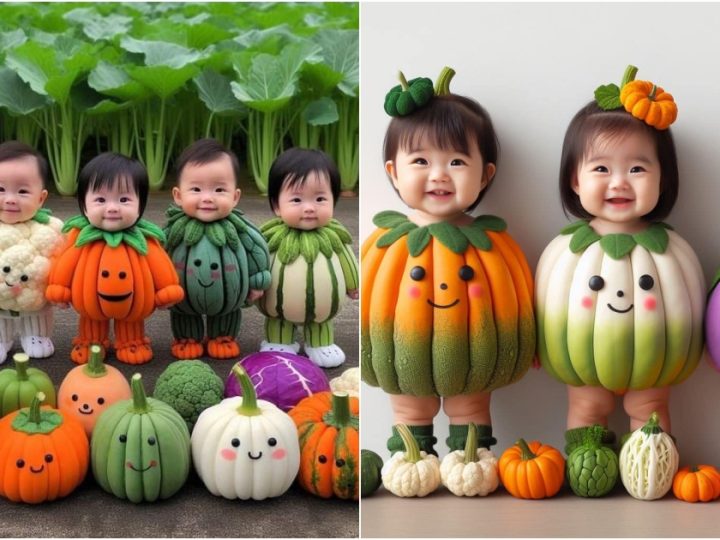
[88, 61, 148, 102]
[63, 7, 133, 42]
[0, 29, 27, 54]
[303, 97, 338, 126]
[230, 40, 322, 113]
[127, 64, 199, 99]
[120, 36, 206, 69]
[193, 69, 245, 115]
[233, 25, 297, 50]
[0, 67, 48, 115]
[314, 29, 358, 96]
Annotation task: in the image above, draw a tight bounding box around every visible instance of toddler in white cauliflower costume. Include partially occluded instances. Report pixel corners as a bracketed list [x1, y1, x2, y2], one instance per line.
[0, 142, 64, 363]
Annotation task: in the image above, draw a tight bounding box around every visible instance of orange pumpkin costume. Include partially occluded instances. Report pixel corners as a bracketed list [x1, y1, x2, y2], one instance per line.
[46, 216, 184, 364]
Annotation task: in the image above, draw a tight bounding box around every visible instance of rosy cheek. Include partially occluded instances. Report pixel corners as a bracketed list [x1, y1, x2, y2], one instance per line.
[186, 268, 194, 276]
[408, 286, 421, 299]
[220, 449, 237, 461]
[211, 271, 220, 279]
[469, 284, 483, 298]
[581, 296, 594, 309]
[644, 296, 657, 311]
[271, 449, 286, 460]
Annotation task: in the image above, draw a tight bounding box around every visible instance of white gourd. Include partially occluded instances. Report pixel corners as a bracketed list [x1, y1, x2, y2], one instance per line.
[619, 412, 679, 500]
[329, 367, 359, 397]
[381, 423, 441, 497]
[440, 423, 499, 497]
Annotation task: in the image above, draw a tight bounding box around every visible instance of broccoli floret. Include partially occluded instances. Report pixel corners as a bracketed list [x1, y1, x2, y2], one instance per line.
[153, 360, 224, 430]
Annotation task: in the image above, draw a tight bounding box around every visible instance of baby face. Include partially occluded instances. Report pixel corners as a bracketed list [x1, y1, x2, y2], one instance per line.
[84, 177, 140, 232]
[274, 171, 334, 230]
[0, 156, 48, 224]
[172, 155, 241, 223]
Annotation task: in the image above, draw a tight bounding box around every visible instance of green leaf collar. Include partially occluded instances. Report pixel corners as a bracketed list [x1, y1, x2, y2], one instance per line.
[31, 208, 52, 224]
[164, 205, 256, 252]
[261, 217, 353, 264]
[372, 211, 507, 256]
[560, 221, 672, 260]
[63, 215, 166, 255]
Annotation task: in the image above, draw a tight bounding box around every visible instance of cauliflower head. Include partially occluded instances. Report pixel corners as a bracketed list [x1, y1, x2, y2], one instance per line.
[153, 360, 224, 430]
[0, 219, 64, 312]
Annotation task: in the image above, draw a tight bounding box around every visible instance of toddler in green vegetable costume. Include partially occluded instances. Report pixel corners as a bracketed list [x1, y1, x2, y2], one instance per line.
[165, 139, 271, 360]
[0, 141, 64, 364]
[361, 67, 536, 465]
[257, 148, 359, 368]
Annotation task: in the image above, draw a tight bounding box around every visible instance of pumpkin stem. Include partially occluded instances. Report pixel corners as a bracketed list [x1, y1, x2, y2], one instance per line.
[12, 353, 29, 381]
[516, 438, 537, 461]
[691, 465, 700, 473]
[232, 365, 261, 417]
[130, 374, 150, 413]
[640, 411, 664, 436]
[27, 392, 45, 424]
[434, 66, 455, 96]
[463, 423, 479, 464]
[583, 424, 606, 447]
[620, 64, 639, 88]
[83, 344, 107, 378]
[649, 84, 658, 101]
[398, 71, 409, 91]
[322, 392, 358, 430]
[396, 423, 422, 463]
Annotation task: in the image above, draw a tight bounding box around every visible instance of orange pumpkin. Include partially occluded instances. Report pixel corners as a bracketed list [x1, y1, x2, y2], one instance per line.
[620, 80, 677, 131]
[672, 465, 720, 503]
[289, 391, 359, 500]
[58, 344, 132, 437]
[498, 439, 565, 499]
[0, 392, 89, 504]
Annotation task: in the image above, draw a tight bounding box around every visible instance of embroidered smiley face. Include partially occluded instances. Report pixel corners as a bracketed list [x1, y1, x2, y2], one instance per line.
[408, 264, 477, 309]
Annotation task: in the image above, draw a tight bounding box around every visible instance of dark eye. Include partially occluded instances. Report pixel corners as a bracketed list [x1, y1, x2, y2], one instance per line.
[97, 397, 105, 405]
[2, 266, 9, 273]
[639, 274, 654, 291]
[410, 266, 425, 281]
[16, 459, 24, 468]
[119, 434, 127, 443]
[101, 270, 110, 278]
[118, 272, 126, 279]
[458, 265, 474, 281]
[589, 275, 605, 291]
[210, 263, 219, 270]
[318, 455, 327, 464]
[231, 438, 240, 448]
[335, 458, 346, 468]
[20, 275, 28, 282]
[71, 394, 78, 401]
[44, 454, 53, 463]
[267, 438, 277, 447]
[147, 437, 156, 446]
[194, 259, 202, 267]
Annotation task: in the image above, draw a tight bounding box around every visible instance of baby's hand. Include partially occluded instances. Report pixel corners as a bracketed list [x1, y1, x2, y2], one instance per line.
[247, 289, 264, 303]
[347, 288, 359, 300]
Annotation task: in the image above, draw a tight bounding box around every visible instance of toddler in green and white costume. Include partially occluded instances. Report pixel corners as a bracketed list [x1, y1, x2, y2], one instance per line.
[258, 148, 358, 368]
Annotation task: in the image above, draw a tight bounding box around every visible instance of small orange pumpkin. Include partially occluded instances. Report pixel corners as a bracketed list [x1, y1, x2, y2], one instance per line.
[0, 392, 89, 504]
[672, 465, 720, 503]
[498, 439, 565, 499]
[620, 80, 677, 131]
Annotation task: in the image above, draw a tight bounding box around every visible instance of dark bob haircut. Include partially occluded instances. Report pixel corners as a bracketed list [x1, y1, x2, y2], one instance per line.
[77, 152, 149, 219]
[175, 138, 241, 186]
[0, 140, 49, 189]
[383, 93, 499, 211]
[267, 147, 341, 211]
[559, 101, 679, 222]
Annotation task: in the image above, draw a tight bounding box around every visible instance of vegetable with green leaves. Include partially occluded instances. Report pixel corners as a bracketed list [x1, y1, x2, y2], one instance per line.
[566, 425, 619, 497]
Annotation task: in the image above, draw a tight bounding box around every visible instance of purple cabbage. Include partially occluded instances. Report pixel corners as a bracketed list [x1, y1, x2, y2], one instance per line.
[225, 351, 330, 411]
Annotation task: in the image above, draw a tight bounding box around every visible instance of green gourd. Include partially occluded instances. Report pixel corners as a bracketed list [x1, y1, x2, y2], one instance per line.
[91, 373, 191, 503]
[0, 353, 56, 416]
[566, 425, 619, 497]
[361, 449, 384, 497]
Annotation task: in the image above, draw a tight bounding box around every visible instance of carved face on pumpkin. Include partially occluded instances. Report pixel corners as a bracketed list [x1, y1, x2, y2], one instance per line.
[96, 247, 135, 318]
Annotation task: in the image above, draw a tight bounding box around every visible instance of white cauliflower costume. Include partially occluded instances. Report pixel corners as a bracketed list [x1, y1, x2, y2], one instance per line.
[0, 209, 64, 363]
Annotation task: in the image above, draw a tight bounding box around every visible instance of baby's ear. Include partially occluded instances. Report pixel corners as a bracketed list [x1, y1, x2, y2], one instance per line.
[385, 161, 398, 189]
[233, 188, 242, 206]
[482, 163, 497, 190]
[39, 189, 48, 206]
[171, 186, 182, 206]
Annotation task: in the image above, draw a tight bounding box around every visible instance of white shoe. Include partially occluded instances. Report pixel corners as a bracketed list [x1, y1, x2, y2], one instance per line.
[260, 340, 300, 354]
[20, 336, 54, 358]
[0, 341, 11, 364]
[305, 344, 345, 368]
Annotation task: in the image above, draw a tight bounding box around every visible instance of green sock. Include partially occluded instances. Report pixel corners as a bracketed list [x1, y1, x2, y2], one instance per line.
[446, 424, 496, 451]
[565, 425, 616, 455]
[387, 424, 437, 456]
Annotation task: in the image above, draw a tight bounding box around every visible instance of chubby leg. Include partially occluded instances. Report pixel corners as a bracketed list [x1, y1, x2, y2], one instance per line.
[443, 392, 496, 450]
[567, 385, 616, 428]
[18, 306, 54, 358]
[207, 310, 241, 359]
[261, 318, 300, 353]
[170, 311, 205, 359]
[387, 394, 441, 455]
[72, 317, 110, 364]
[114, 320, 152, 365]
[304, 321, 345, 368]
[623, 387, 671, 432]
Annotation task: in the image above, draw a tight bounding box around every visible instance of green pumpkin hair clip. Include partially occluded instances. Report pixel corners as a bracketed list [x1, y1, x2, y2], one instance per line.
[594, 64, 678, 130]
[384, 66, 456, 117]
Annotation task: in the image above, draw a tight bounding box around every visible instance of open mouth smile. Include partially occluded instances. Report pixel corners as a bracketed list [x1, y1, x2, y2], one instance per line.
[608, 303, 633, 314]
[427, 299, 459, 309]
[30, 465, 44, 474]
[78, 407, 94, 415]
[248, 451, 263, 460]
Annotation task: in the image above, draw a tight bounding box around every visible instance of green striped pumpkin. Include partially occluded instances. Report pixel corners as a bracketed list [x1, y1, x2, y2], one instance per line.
[258, 218, 358, 325]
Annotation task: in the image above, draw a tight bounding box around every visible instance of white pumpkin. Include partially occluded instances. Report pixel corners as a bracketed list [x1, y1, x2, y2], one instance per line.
[382, 423, 441, 497]
[329, 367, 359, 397]
[191, 366, 300, 500]
[619, 412, 679, 500]
[440, 423, 499, 497]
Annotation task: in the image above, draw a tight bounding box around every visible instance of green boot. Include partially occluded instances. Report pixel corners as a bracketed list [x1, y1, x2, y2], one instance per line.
[446, 424, 497, 451]
[565, 425, 616, 455]
[387, 424, 438, 456]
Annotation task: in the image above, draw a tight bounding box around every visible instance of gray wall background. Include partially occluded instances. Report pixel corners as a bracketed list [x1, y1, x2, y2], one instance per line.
[360, 2, 720, 464]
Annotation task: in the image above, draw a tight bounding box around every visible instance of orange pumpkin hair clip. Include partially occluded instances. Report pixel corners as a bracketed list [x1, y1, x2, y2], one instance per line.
[594, 64, 678, 130]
